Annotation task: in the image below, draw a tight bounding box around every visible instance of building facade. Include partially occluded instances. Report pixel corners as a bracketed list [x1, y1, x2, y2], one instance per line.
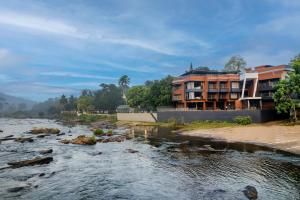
[172, 65, 292, 111]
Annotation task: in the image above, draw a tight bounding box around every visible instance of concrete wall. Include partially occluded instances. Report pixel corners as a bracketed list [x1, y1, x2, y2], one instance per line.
[157, 110, 286, 123]
[117, 113, 157, 122]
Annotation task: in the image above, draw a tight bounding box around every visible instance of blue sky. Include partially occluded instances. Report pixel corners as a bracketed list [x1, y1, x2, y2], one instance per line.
[0, 0, 299, 101]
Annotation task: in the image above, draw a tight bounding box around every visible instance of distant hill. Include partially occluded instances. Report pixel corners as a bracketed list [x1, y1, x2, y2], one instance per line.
[0, 92, 36, 113]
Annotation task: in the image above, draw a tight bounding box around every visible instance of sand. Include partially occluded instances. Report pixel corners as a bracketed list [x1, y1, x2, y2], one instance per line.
[181, 124, 300, 155]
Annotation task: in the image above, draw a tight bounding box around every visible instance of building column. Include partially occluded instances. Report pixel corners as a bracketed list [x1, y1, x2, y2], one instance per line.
[184, 102, 187, 111]
[247, 100, 250, 110]
[260, 100, 262, 110]
[203, 102, 206, 110]
[241, 78, 246, 98]
[224, 101, 227, 110]
[213, 101, 217, 110]
[253, 78, 258, 97]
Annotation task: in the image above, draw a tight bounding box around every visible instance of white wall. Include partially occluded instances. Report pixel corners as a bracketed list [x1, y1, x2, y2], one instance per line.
[117, 113, 157, 122]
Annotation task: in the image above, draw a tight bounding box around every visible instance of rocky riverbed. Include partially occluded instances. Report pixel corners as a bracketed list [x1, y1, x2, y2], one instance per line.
[0, 118, 300, 199]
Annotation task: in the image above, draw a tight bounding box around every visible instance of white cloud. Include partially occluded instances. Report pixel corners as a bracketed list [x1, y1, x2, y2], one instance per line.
[257, 14, 300, 38]
[238, 49, 294, 67]
[0, 10, 211, 56]
[40, 71, 117, 80]
[0, 48, 25, 69]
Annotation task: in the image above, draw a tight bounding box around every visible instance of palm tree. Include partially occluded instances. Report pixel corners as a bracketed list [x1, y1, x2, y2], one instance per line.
[118, 75, 130, 103]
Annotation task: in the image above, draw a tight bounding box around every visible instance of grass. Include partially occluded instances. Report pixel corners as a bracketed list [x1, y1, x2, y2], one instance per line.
[60, 113, 117, 124]
[118, 119, 240, 131]
[178, 120, 240, 131]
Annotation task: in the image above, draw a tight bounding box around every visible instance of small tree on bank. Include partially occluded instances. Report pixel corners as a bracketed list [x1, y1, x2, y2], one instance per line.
[273, 54, 300, 122]
[118, 75, 130, 103]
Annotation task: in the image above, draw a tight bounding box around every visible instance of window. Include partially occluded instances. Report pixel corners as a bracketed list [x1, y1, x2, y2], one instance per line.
[230, 93, 238, 99]
[231, 82, 239, 89]
[185, 82, 194, 90]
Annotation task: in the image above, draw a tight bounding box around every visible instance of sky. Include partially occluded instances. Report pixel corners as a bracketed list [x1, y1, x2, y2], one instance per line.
[0, 0, 299, 101]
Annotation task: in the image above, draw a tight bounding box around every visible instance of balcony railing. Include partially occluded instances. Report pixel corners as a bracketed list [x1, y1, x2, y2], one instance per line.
[230, 88, 241, 92]
[258, 85, 275, 91]
[207, 95, 217, 100]
[219, 88, 228, 92]
[172, 96, 182, 101]
[185, 86, 203, 92]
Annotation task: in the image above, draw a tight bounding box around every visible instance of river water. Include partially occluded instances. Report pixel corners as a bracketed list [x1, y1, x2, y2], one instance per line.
[0, 118, 299, 200]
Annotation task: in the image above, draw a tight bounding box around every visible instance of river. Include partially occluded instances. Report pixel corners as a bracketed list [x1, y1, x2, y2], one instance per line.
[0, 118, 299, 199]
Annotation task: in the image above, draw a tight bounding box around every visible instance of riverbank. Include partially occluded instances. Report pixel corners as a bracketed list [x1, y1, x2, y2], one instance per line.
[180, 122, 300, 155]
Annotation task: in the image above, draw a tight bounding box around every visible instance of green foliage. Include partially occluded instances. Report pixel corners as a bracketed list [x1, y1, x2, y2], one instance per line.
[274, 54, 300, 122]
[234, 116, 252, 125]
[94, 129, 104, 135]
[127, 75, 173, 111]
[94, 83, 124, 113]
[107, 129, 113, 136]
[224, 55, 246, 71]
[89, 135, 97, 144]
[77, 95, 94, 112]
[180, 120, 238, 131]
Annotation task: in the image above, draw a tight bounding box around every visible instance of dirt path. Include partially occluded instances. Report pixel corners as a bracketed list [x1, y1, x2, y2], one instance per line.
[180, 124, 300, 155]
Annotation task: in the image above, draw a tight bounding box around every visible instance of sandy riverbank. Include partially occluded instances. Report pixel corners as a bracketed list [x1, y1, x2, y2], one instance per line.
[180, 123, 300, 155]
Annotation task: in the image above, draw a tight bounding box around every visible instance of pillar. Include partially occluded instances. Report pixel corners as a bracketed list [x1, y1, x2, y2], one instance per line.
[247, 100, 250, 110]
[213, 101, 217, 110]
[241, 78, 246, 98]
[203, 102, 206, 110]
[253, 78, 258, 97]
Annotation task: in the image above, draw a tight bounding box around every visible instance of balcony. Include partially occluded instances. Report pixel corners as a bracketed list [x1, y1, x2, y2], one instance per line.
[259, 85, 275, 91]
[219, 94, 227, 99]
[207, 95, 217, 100]
[208, 87, 218, 92]
[172, 96, 182, 101]
[230, 88, 241, 92]
[219, 88, 228, 92]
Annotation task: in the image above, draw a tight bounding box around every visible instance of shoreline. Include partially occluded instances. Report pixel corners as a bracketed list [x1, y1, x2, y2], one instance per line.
[179, 124, 300, 156]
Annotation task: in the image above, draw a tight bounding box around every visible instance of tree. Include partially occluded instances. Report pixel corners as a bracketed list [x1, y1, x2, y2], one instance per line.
[127, 86, 151, 111]
[118, 75, 130, 102]
[224, 55, 246, 71]
[65, 95, 77, 111]
[126, 75, 174, 111]
[94, 83, 124, 113]
[77, 96, 94, 113]
[274, 54, 300, 122]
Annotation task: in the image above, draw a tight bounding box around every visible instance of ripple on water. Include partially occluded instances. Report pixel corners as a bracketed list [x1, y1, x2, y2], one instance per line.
[0, 118, 300, 200]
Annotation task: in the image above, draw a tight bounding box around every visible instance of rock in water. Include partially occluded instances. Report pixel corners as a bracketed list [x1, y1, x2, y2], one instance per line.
[7, 186, 27, 193]
[0, 129, 3, 133]
[60, 135, 96, 145]
[7, 157, 53, 168]
[38, 149, 53, 154]
[243, 186, 258, 200]
[14, 137, 34, 143]
[29, 128, 60, 135]
[127, 149, 139, 153]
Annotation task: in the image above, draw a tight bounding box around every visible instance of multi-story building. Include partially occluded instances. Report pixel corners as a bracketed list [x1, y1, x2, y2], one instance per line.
[172, 65, 292, 111]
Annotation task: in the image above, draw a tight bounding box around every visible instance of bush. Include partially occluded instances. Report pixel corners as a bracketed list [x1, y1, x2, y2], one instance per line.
[234, 116, 252, 125]
[107, 129, 113, 136]
[94, 129, 104, 135]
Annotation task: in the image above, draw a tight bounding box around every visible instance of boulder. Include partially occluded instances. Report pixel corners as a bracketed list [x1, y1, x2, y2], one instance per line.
[29, 128, 60, 135]
[15, 137, 34, 143]
[7, 186, 28, 193]
[57, 132, 65, 136]
[36, 134, 50, 138]
[60, 135, 96, 145]
[243, 185, 258, 200]
[7, 157, 53, 168]
[0, 129, 3, 133]
[127, 149, 139, 153]
[98, 135, 126, 143]
[38, 149, 53, 154]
